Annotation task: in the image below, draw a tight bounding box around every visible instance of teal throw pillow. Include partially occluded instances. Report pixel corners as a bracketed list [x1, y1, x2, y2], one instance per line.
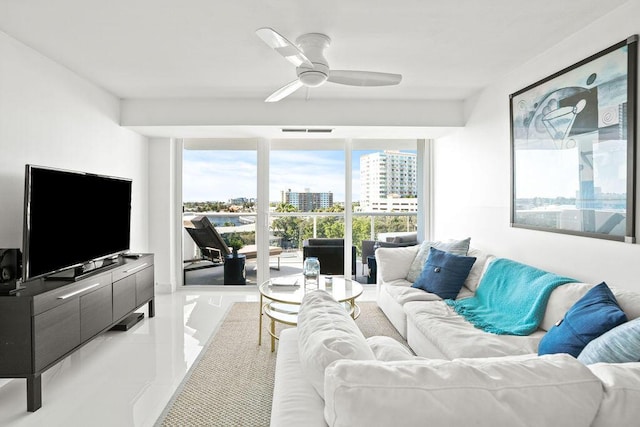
[538, 282, 628, 358]
[411, 247, 476, 299]
[578, 317, 640, 364]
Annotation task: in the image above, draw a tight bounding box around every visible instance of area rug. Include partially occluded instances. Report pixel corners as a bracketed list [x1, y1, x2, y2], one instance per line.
[157, 301, 404, 426]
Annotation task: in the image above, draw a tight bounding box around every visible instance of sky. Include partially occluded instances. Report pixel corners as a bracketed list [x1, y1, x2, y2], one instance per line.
[184, 143, 625, 204]
[182, 149, 386, 203]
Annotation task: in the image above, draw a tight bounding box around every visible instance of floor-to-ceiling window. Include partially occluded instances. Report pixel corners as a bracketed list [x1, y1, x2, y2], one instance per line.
[351, 140, 420, 279]
[269, 140, 346, 276]
[180, 138, 425, 285]
[182, 139, 259, 285]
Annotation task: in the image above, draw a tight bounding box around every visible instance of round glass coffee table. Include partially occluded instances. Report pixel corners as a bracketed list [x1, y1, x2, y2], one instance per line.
[258, 276, 363, 351]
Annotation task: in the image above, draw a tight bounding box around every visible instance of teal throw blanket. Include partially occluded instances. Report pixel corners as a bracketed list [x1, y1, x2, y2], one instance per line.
[445, 258, 576, 335]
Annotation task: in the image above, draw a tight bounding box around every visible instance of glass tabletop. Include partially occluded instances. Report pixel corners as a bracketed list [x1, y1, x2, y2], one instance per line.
[259, 275, 363, 305]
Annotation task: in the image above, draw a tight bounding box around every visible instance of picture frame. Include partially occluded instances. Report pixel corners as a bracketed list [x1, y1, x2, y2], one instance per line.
[510, 35, 638, 242]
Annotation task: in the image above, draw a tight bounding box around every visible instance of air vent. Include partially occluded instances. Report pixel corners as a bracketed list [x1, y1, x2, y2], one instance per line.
[281, 128, 334, 133]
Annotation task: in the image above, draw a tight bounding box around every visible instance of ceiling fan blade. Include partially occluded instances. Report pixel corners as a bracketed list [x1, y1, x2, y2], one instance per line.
[327, 70, 402, 87]
[256, 27, 313, 68]
[265, 79, 304, 103]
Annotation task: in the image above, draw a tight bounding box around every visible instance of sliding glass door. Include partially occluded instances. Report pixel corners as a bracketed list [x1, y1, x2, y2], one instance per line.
[269, 140, 346, 277]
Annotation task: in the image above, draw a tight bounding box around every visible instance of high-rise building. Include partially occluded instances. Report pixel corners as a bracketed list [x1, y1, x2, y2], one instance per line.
[360, 151, 417, 211]
[281, 188, 333, 211]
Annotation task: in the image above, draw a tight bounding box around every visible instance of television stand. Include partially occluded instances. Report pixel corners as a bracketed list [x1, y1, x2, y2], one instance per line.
[0, 254, 154, 412]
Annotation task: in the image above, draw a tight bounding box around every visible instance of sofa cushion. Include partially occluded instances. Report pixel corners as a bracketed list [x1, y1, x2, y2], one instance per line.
[588, 362, 640, 427]
[463, 248, 494, 292]
[578, 317, 640, 364]
[378, 231, 416, 242]
[323, 354, 602, 427]
[270, 328, 326, 427]
[538, 282, 628, 358]
[365, 336, 415, 361]
[404, 301, 543, 359]
[406, 237, 471, 283]
[384, 279, 474, 305]
[375, 245, 420, 283]
[297, 290, 375, 399]
[389, 234, 417, 244]
[412, 247, 476, 299]
[541, 282, 593, 331]
[612, 287, 640, 320]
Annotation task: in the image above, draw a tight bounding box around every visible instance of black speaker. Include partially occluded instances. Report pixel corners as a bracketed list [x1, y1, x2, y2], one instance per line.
[0, 248, 22, 284]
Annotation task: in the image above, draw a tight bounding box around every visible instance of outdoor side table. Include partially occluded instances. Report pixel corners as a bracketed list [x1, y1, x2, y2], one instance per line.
[224, 253, 246, 285]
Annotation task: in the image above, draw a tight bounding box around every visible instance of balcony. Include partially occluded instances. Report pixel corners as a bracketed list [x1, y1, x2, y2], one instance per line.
[183, 211, 417, 286]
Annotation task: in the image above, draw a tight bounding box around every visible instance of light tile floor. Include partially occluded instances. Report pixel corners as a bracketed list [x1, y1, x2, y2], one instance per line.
[0, 284, 377, 427]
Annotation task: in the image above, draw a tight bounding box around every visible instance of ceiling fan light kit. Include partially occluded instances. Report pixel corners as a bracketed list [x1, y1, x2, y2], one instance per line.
[256, 27, 402, 102]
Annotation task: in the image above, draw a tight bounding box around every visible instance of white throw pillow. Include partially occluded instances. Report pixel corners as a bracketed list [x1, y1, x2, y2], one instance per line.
[297, 290, 375, 400]
[375, 245, 419, 283]
[405, 238, 471, 283]
[324, 354, 602, 427]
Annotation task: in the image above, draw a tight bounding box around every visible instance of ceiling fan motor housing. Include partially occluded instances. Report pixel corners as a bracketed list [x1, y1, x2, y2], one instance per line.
[295, 33, 331, 87]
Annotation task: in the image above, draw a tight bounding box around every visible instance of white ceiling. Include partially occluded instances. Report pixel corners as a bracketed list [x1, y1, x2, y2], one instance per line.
[0, 0, 628, 103]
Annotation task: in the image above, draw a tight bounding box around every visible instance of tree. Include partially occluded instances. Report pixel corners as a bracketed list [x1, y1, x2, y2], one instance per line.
[351, 216, 371, 256]
[275, 202, 297, 212]
[272, 203, 303, 248]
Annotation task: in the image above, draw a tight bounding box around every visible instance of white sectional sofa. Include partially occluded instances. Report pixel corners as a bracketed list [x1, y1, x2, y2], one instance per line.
[375, 245, 640, 359]
[270, 244, 640, 427]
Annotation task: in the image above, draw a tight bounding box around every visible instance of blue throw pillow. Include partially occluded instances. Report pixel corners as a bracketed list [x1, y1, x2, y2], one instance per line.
[538, 282, 628, 358]
[578, 317, 640, 364]
[411, 247, 476, 299]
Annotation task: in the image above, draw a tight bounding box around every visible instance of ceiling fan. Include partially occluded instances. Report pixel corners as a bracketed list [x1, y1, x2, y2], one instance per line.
[256, 27, 402, 102]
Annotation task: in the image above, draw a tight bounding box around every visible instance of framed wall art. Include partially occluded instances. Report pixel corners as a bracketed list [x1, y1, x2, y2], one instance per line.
[510, 35, 638, 242]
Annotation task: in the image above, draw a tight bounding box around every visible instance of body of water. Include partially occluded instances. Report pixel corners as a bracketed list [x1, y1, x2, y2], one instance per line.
[184, 213, 256, 227]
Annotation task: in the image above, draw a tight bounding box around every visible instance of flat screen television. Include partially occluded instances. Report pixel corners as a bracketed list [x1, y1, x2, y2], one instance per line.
[23, 165, 132, 281]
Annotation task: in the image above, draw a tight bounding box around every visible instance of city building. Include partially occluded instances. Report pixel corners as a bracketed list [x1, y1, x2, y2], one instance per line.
[228, 197, 249, 205]
[360, 151, 417, 211]
[281, 188, 333, 211]
[367, 197, 418, 212]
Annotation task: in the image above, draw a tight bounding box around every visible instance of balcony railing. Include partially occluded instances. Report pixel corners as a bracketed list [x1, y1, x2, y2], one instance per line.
[184, 210, 417, 255]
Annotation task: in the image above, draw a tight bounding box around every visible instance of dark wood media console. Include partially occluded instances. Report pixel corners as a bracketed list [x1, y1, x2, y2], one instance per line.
[0, 254, 154, 412]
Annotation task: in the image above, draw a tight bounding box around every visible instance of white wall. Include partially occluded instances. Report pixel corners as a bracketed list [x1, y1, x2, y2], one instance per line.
[433, 0, 640, 291]
[148, 138, 178, 292]
[0, 32, 149, 262]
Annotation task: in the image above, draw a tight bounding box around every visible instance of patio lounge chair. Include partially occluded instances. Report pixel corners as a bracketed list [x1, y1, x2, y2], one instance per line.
[185, 215, 283, 265]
